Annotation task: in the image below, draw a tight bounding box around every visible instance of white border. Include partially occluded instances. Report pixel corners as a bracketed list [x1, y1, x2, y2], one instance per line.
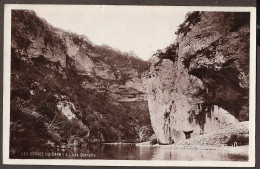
[3, 5, 256, 167]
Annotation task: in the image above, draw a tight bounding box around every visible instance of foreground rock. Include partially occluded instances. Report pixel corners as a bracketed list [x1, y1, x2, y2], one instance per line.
[177, 121, 249, 146]
[138, 122, 249, 152]
[144, 12, 250, 144]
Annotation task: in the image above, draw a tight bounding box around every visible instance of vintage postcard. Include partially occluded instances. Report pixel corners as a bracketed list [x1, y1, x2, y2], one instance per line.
[3, 4, 256, 167]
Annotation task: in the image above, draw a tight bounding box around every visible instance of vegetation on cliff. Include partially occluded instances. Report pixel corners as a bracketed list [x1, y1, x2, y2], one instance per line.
[10, 10, 152, 156]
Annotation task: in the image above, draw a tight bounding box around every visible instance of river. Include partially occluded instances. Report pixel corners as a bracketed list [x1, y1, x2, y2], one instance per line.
[11, 143, 248, 161]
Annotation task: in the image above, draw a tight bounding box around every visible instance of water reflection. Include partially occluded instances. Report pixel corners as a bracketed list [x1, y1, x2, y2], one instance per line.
[11, 144, 248, 161]
[142, 146, 248, 161]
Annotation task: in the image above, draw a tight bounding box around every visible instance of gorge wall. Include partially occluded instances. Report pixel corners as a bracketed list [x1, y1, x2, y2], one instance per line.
[10, 10, 153, 154]
[144, 12, 250, 144]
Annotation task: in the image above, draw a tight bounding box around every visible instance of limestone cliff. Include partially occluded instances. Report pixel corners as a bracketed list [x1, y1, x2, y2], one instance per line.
[10, 9, 152, 154]
[145, 12, 250, 144]
[12, 10, 147, 90]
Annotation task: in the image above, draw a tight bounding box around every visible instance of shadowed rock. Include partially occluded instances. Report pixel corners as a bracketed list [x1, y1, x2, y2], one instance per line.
[144, 12, 249, 144]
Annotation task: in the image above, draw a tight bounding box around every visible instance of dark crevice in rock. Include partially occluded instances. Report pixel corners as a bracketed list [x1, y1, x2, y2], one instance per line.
[189, 67, 248, 121]
[183, 130, 193, 139]
[229, 12, 250, 32]
[194, 103, 214, 133]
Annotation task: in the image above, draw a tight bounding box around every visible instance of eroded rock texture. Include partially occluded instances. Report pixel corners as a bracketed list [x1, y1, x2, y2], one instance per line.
[144, 12, 250, 144]
[10, 10, 153, 153]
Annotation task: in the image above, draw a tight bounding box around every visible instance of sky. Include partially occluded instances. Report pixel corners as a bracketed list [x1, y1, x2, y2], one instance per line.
[16, 5, 189, 61]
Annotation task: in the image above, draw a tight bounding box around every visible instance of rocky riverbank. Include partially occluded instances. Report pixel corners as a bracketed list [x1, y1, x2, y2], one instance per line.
[177, 121, 248, 146]
[137, 121, 249, 149]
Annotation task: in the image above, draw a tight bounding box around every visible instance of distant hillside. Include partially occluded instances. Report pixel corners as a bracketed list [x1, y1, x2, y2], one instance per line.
[10, 10, 152, 156]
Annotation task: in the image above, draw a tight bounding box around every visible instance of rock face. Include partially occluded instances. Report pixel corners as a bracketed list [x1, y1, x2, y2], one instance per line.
[10, 9, 153, 153]
[57, 101, 76, 120]
[12, 10, 147, 84]
[145, 12, 250, 144]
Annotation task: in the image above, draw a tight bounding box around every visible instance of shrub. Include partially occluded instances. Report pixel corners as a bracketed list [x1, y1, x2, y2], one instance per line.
[176, 11, 201, 36]
[226, 134, 249, 146]
[150, 138, 158, 145]
[153, 43, 178, 65]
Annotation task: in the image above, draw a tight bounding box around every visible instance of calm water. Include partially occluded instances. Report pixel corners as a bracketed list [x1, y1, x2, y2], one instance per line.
[11, 144, 248, 161]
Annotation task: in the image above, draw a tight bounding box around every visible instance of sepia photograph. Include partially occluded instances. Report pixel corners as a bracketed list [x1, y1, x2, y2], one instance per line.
[3, 4, 256, 167]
